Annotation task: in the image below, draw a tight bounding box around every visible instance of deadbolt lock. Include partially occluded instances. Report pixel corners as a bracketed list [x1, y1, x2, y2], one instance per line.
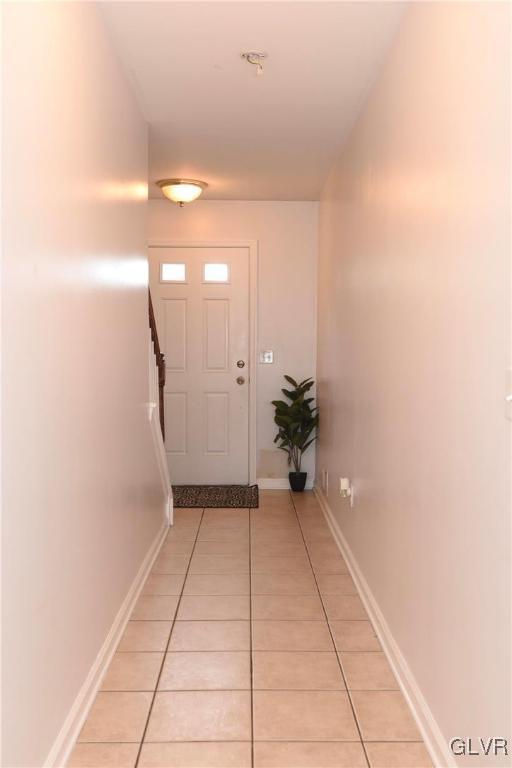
[236, 360, 245, 368]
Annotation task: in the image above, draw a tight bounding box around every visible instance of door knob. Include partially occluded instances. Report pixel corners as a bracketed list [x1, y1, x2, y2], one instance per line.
[236, 376, 245, 385]
[236, 360, 245, 368]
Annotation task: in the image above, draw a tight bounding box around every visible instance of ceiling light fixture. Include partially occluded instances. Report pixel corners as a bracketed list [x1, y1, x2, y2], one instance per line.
[241, 51, 268, 76]
[157, 178, 208, 207]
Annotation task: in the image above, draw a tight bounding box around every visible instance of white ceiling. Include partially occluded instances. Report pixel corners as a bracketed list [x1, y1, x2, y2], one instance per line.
[101, 2, 405, 200]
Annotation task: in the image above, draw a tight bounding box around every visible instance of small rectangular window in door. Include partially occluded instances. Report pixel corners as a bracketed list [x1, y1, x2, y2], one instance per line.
[203, 263, 230, 283]
[161, 263, 186, 282]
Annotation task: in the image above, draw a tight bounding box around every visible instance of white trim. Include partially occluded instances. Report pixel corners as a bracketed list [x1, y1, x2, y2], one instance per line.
[44, 523, 168, 767]
[149, 240, 258, 485]
[149, 403, 173, 525]
[313, 485, 454, 768]
[257, 477, 314, 490]
[148, 331, 173, 524]
[248, 243, 258, 486]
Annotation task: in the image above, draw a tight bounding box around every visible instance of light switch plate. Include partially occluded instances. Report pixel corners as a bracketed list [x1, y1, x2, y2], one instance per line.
[259, 350, 274, 364]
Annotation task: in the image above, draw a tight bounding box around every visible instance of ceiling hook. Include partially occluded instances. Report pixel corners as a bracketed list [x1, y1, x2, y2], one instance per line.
[241, 51, 268, 76]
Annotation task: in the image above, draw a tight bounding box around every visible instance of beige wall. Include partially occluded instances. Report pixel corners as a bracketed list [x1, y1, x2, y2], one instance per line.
[316, 3, 511, 765]
[1, 4, 165, 765]
[149, 200, 319, 484]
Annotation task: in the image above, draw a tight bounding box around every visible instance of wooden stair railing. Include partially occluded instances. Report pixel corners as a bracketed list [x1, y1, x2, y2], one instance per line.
[149, 289, 166, 441]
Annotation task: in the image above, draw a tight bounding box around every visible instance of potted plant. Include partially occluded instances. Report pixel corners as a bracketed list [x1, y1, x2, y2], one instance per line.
[272, 375, 319, 492]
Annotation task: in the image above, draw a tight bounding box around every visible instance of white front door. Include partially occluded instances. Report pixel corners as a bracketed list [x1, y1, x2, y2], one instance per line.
[149, 246, 251, 484]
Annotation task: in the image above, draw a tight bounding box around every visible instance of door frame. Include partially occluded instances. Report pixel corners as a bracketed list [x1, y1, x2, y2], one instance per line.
[148, 239, 258, 485]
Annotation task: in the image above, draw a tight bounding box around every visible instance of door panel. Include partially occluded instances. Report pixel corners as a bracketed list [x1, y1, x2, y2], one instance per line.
[164, 299, 187, 371]
[203, 299, 229, 371]
[149, 246, 250, 484]
[165, 392, 187, 454]
[204, 392, 229, 454]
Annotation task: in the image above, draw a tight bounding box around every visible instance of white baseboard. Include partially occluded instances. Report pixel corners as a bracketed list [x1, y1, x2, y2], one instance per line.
[257, 477, 314, 490]
[44, 522, 168, 768]
[313, 485, 455, 768]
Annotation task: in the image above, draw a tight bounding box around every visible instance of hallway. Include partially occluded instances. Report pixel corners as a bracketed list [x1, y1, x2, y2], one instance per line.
[2, 2, 510, 765]
[69, 492, 431, 767]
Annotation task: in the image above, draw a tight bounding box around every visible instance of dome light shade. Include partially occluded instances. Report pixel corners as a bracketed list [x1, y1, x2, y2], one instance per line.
[157, 178, 207, 206]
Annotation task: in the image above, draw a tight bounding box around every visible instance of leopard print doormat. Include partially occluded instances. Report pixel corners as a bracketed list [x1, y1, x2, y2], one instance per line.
[172, 484, 259, 508]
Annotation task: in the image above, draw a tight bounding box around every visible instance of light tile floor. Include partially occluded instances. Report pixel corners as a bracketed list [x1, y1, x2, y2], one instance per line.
[68, 491, 432, 768]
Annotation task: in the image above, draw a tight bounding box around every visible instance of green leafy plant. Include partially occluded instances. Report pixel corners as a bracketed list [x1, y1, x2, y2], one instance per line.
[272, 375, 319, 473]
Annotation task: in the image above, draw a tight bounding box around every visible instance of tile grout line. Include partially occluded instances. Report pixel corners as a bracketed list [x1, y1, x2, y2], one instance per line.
[133, 507, 206, 768]
[78, 738, 426, 745]
[130, 618, 369, 623]
[118, 649, 382, 654]
[129, 595, 372, 601]
[289, 492, 372, 768]
[100, 687, 400, 693]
